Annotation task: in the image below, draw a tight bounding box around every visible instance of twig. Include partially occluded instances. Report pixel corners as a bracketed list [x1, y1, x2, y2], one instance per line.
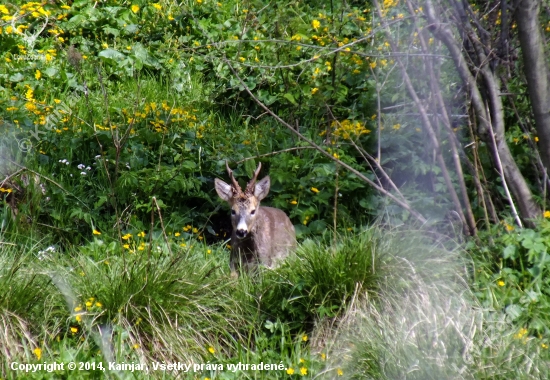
[234, 147, 317, 164]
[486, 105, 523, 228]
[0, 168, 26, 188]
[223, 57, 427, 224]
[0, 156, 90, 210]
[152, 196, 173, 257]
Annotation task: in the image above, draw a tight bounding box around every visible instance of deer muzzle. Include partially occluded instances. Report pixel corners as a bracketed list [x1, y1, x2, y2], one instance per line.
[235, 228, 248, 239]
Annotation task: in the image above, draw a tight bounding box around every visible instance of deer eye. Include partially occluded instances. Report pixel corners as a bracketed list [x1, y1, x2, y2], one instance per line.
[251, 209, 256, 215]
[231, 209, 236, 215]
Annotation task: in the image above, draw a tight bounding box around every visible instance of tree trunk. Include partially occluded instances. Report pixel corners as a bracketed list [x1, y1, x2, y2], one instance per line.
[424, 0, 541, 224]
[515, 0, 550, 175]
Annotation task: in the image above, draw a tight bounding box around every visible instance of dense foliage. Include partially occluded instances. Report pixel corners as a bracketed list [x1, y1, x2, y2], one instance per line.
[2, 0, 550, 378]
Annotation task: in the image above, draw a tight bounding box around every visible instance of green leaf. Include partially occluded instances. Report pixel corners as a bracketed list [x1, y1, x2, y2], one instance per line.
[505, 304, 523, 321]
[308, 220, 326, 233]
[283, 93, 297, 105]
[98, 49, 126, 64]
[43, 67, 59, 78]
[244, 159, 256, 178]
[503, 245, 517, 259]
[8, 73, 24, 82]
[103, 26, 120, 37]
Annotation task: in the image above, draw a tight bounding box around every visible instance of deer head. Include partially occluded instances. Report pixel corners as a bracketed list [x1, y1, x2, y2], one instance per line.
[214, 162, 270, 239]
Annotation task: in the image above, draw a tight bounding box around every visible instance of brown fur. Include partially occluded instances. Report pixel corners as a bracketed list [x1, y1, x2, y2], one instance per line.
[215, 163, 296, 275]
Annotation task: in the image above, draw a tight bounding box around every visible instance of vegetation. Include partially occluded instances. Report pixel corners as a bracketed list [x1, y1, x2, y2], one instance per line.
[2, 0, 550, 378]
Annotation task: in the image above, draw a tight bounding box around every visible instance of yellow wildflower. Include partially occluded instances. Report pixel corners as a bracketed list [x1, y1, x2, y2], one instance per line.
[131, 5, 140, 13]
[286, 368, 295, 375]
[515, 328, 528, 339]
[497, 280, 505, 287]
[93, 229, 101, 235]
[312, 19, 320, 29]
[302, 335, 308, 342]
[290, 200, 298, 205]
[71, 327, 78, 333]
[505, 223, 514, 232]
[311, 187, 320, 193]
[33, 347, 42, 360]
[300, 367, 307, 375]
[337, 368, 344, 376]
[152, 3, 161, 10]
[208, 346, 215, 354]
[138, 231, 146, 237]
[311, 87, 319, 95]
[544, 211, 550, 218]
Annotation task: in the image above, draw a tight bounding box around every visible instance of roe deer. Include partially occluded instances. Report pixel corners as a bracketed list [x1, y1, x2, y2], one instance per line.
[215, 162, 296, 275]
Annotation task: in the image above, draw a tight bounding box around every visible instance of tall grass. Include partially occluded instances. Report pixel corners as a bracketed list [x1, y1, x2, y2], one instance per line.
[1, 227, 550, 379]
[317, 229, 550, 379]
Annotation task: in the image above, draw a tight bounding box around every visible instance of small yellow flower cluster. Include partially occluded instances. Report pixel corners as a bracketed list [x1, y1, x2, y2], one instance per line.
[514, 327, 528, 340]
[332, 119, 371, 139]
[182, 225, 203, 241]
[311, 35, 327, 46]
[0, 187, 13, 193]
[20, 2, 52, 19]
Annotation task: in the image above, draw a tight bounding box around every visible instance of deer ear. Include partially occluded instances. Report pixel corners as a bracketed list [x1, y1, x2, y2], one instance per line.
[254, 176, 270, 201]
[215, 178, 233, 202]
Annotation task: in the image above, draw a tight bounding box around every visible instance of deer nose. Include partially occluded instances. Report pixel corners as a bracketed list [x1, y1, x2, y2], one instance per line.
[236, 229, 248, 239]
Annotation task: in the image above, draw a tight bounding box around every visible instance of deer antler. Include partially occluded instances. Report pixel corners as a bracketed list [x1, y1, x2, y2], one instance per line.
[226, 161, 244, 196]
[245, 163, 262, 195]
